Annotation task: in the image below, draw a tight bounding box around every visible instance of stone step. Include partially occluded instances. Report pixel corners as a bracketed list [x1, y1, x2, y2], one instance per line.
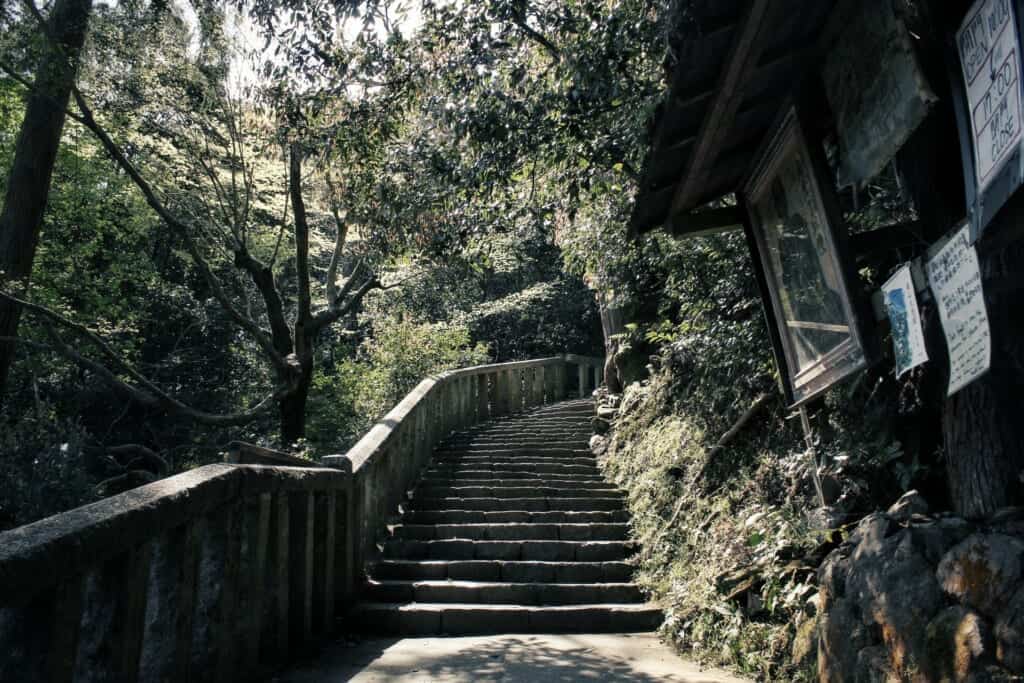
[458, 426, 592, 435]
[406, 497, 624, 512]
[453, 432, 590, 442]
[419, 473, 607, 485]
[423, 463, 601, 477]
[435, 447, 594, 457]
[363, 580, 644, 605]
[392, 522, 630, 541]
[417, 477, 614, 489]
[472, 418, 592, 429]
[514, 406, 594, 416]
[382, 539, 637, 561]
[430, 457, 598, 469]
[442, 439, 590, 449]
[412, 486, 623, 500]
[370, 559, 636, 583]
[351, 602, 663, 635]
[403, 510, 631, 525]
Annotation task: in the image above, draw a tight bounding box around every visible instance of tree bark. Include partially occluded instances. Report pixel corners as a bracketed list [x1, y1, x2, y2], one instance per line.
[0, 0, 93, 401]
[279, 353, 313, 444]
[942, 208, 1024, 518]
[598, 292, 624, 393]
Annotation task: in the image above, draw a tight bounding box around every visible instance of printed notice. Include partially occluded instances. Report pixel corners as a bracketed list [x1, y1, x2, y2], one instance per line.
[957, 0, 1024, 192]
[926, 224, 991, 396]
[882, 265, 929, 378]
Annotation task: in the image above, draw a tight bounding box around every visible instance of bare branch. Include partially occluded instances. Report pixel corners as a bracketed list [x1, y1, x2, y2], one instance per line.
[0, 293, 283, 426]
[324, 172, 349, 308]
[65, 85, 289, 375]
[290, 142, 313, 336]
[309, 275, 381, 335]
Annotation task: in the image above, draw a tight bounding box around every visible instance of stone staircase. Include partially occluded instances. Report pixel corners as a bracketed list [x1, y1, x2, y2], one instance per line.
[350, 398, 662, 635]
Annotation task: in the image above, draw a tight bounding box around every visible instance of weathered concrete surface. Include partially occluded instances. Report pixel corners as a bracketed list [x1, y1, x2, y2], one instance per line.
[277, 633, 750, 682]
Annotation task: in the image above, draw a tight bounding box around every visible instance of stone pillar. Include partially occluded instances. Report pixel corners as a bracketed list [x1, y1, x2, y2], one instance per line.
[312, 492, 336, 635]
[287, 492, 313, 653]
[510, 368, 523, 413]
[478, 373, 490, 421]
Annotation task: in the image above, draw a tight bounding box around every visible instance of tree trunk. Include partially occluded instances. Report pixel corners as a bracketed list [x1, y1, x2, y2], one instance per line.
[279, 377, 311, 445]
[279, 354, 313, 445]
[942, 208, 1024, 519]
[0, 0, 93, 401]
[598, 292, 624, 393]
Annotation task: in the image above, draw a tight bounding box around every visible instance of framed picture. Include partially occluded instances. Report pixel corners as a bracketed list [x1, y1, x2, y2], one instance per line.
[741, 105, 871, 406]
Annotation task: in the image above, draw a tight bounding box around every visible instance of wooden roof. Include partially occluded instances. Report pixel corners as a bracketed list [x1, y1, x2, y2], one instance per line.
[629, 0, 839, 237]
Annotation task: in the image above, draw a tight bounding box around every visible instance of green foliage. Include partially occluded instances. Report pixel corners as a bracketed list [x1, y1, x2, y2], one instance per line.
[602, 351, 817, 681]
[305, 316, 490, 453]
[0, 406, 96, 530]
[461, 280, 600, 361]
[356, 316, 491, 415]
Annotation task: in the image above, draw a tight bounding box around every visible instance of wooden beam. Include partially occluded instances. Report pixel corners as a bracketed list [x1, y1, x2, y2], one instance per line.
[670, 0, 775, 216]
[628, 185, 675, 237]
[668, 206, 744, 238]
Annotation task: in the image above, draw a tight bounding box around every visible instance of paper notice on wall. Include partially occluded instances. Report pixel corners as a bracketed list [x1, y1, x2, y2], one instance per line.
[925, 224, 991, 396]
[882, 265, 929, 378]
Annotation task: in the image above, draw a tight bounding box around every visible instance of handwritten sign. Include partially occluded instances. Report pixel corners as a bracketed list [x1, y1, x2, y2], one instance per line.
[926, 224, 991, 396]
[957, 0, 1024, 193]
[882, 265, 929, 378]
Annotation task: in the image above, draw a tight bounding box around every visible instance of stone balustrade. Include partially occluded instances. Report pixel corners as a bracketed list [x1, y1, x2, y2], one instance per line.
[0, 354, 602, 682]
[0, 462, 350, 682]
[333, 354, 603, 582]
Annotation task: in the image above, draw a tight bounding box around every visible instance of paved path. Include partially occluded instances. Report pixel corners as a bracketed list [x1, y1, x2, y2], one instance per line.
[278, 632, 750, 682]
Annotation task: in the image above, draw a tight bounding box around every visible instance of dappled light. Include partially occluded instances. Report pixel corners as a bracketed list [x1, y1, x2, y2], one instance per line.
[282, 633, 746, 682]
[2, 0, 1024, 681]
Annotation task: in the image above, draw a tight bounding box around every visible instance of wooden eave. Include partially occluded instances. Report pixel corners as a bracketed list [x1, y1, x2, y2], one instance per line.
[629, 0, 838, 238]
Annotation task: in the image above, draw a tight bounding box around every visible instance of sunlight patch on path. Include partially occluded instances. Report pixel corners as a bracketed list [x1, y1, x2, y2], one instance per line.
[277, 632, 751, 682]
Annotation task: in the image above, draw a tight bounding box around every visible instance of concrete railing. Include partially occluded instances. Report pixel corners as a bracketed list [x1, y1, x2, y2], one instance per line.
[0, 463, 351, 682]
[0, 354, 601, 682]
[330, 353, 603, 583]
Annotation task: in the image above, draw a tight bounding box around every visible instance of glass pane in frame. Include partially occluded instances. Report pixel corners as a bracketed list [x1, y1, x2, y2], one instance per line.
[745, 107, 868, 404]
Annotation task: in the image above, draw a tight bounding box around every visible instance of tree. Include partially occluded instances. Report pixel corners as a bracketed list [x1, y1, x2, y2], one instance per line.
[0, 0, 439, 443]
[0, 0, 93, 402]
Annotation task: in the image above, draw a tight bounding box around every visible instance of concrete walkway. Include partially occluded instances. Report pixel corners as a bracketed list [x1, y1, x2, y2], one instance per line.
[277, 632, 750, 682]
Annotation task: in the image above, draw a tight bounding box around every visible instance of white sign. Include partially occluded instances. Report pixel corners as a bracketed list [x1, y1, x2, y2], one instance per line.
[926, 224, 991, 396]
[957, 0, 1024, 192]
[882, 265, 929, 378]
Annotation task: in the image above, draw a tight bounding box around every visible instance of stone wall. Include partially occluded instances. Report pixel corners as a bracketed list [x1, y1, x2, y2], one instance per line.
[813, 491, 1024, 681]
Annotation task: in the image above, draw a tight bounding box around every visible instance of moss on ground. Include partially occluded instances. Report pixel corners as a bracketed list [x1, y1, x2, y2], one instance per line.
[599, 353, 821, 681]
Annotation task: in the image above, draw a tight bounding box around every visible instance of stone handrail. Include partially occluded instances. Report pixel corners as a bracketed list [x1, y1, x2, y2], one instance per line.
[0, 353, 602, 682]
[0, 463, 351, 682]
[330, 353, 603, 581]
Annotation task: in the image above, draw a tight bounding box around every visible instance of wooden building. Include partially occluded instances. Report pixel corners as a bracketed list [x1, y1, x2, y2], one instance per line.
[630, 0, 1024, 518]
